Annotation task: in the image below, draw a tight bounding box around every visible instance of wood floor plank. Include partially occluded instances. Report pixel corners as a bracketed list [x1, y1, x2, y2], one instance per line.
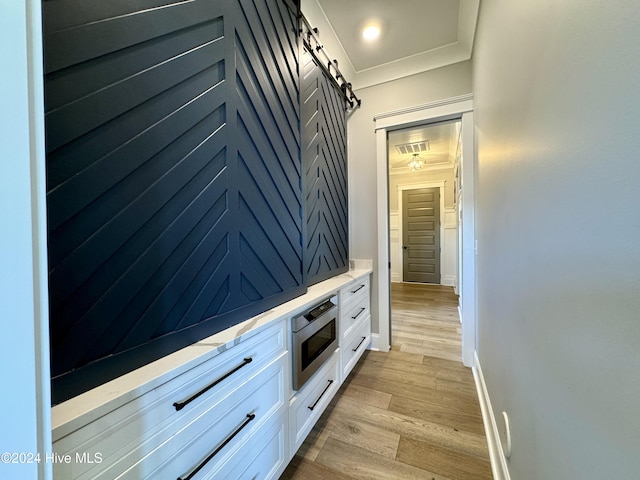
[421, 355, 471, 374]
[326, 411, 401, 459]
[393, 318, 459, 329]
[348, 371, 435, 402]
[339, 381, 393, 410]
[397, 436, 493, 480]
[364, 354, 473, 385]
[365, 349, 424, 364]
[331, 395, 489, 459]
[390, 332, 425, 346]
[402, 380, 482, 416]
[280, 455, 356, 480]
[388, 393, 486, 437]
[316, 437, 450, 480]
[355, 362, 437, 389]
[436, 377, 479, 398]
[400, 343, 462, 362]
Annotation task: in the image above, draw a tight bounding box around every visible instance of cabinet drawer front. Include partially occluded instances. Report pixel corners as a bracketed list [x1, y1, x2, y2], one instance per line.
[53, 321, 286, 480]
[118, 354, 287, 479]
[338, 276, 370, 307]
[215, 413, 288, 480]
[341, 315, 371, 382]
[340, 293, 370, 340]
[166, 321, 286, 414]
[289, 351, 340, 452]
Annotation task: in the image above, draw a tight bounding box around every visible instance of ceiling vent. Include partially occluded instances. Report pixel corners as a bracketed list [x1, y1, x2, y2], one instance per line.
[395, 140, 430, 155]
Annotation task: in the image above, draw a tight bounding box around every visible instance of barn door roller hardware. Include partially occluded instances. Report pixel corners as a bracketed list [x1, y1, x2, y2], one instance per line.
[300, 16, 361, 109]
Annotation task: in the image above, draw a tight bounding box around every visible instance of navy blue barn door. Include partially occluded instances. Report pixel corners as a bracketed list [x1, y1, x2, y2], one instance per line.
[43, 0, 302, 403]
[301, 48, 349, 285]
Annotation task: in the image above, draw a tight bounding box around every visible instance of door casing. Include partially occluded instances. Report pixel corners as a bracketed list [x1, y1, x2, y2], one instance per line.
[373, 94, 476, 368]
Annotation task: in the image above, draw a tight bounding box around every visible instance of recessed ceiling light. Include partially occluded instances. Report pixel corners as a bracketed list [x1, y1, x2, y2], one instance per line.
[362, 25, 380, 41]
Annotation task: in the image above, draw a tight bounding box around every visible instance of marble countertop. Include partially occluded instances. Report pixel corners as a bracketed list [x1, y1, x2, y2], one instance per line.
[51, 264, 372, 441]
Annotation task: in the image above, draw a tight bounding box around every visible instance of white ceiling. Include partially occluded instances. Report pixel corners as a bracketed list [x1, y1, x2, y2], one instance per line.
[388, 120, 461, 175]
[314, 0, 480, 88]
[316, 0, 459, 72]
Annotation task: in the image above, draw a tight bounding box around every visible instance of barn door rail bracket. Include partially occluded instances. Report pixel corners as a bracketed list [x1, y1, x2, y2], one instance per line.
[299, 16, 361, 109]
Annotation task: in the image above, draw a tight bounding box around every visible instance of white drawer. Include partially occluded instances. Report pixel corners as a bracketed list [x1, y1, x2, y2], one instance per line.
[124, 352, 287, 479]
[53, 320, 286, 480]
[213, 412, 288, 480]
[289, 350, 340, 453]
[340, 292, 370, 341]
[341, 314, 371, 382]
[338, 275, 369, 308]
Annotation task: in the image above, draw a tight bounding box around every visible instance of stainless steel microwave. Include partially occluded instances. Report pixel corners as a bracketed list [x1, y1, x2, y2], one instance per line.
[291, 296, 338, 390]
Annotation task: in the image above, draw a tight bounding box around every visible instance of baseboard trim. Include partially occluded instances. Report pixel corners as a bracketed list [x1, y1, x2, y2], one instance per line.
[368, 333, 389, 352]
[442, 274, 456, 286]
[472, 351, 511, 480]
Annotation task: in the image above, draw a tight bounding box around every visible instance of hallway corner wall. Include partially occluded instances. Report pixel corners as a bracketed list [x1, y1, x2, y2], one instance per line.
[0, 1, 52, 478]
[473, 1, 640, 478]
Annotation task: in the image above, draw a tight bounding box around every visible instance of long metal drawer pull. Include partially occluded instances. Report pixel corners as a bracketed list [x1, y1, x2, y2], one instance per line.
[350, 284, 365, 294]
[308, 380, 334, 411]
[351, 307, 366, 320]
[173, 357, 253, 411]
[177, 413, 256, 480]
[352, 336, 367, 352]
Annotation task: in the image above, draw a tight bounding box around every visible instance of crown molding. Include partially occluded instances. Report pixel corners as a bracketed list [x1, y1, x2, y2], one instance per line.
[352, 0, 480, 90]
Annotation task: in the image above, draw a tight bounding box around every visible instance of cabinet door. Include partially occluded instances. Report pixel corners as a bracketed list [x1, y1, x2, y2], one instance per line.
[43, 0, 303, 404]
[301, 47, 349, 286]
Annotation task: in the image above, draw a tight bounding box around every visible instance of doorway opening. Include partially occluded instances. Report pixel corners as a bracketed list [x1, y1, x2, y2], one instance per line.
[387, 120, 460, 288]
[373, 95, 475, 367]
[387, 120, 462, 357]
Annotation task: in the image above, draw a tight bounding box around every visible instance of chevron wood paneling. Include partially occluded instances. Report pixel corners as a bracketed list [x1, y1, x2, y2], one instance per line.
[44, 0, 302, 404]
[302, 48, 349, 285]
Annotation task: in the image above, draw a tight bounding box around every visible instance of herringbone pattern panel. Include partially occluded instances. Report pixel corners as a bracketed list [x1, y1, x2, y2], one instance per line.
[44, 0, 302, 403]
[302, 48, 349, 285]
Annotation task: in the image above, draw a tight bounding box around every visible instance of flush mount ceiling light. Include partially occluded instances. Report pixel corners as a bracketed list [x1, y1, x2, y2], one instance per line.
[408, 153, 426, 172]
[362, 25, 380, 41]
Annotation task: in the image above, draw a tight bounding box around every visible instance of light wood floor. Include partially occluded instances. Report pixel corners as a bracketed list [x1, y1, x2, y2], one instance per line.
[280, 282, 492, 480]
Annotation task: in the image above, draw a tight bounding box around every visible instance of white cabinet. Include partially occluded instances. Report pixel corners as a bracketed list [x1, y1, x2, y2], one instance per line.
[287, 272, 371, 455]
[338, 274, 371, 382]
[338, 274, 370, 308]
[287, 272, 371, 457]
[145, 356, 287, 480]
[52, 320, 289, 480]
[340, 314, 371, 381]
[288, 349, 340, 453]
[214, 413, 288, 480]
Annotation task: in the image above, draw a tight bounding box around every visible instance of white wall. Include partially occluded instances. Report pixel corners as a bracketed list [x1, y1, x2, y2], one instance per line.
[349, 62, 473, 333]
[389, 169, 456, 210]
[0, 1, 51, 479]
[473, 1, 640, 478]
